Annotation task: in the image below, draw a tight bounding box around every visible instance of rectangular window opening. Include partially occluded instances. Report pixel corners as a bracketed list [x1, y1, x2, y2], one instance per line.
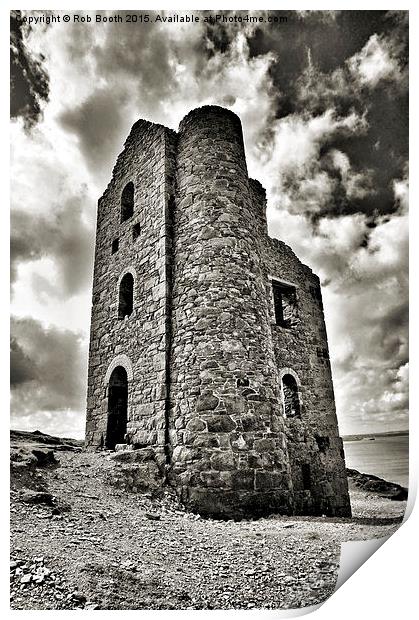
[272, 281, 297, 328]
[112, 238, 119, 254]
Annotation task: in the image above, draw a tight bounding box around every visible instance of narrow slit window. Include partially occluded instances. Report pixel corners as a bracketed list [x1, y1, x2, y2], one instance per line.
[118, 273, 134, 319]
[272, 281, 297, 328]
[121, 182, 134, 222]
[132, 223, 141, 240]
[301, 464, 311, 490]
[111, 239, 119, 254]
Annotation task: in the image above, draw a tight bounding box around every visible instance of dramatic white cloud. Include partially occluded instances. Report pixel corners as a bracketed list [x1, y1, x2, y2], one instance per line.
[393, 175, 409, 214]
[328, 149, 375, 201]
[250, 108, 369, 217]
[348, 33, 404, 88]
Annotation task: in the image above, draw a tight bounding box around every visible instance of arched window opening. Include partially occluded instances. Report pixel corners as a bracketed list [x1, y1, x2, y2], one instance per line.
[106, 366, 128, 449]
[281, 373, 301, 418]
[118, 273, 134, 319]
[121, 182, 134, 222]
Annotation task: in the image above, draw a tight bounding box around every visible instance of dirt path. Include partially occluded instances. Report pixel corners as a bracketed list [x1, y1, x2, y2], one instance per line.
[10, 438, 406, 610]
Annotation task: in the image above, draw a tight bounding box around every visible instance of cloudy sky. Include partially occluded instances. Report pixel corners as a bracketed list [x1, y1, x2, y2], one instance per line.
[10, 9, 408, 438]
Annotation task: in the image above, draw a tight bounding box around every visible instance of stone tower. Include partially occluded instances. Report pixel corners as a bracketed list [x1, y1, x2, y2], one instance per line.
[85, 106, 351, 519]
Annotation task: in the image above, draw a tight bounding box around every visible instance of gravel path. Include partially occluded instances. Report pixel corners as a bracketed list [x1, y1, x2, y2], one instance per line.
[10, 444, 406, 610]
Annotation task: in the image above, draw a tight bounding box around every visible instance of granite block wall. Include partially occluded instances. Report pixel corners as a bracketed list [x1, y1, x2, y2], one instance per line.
[168, 107, 293, 518]
[85, 105, 351, 519]
[261, 238, 351, 516]
[85, 120, 176, 466]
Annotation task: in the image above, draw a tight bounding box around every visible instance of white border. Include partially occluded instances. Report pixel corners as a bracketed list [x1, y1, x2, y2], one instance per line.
[4, 3, 417, 619]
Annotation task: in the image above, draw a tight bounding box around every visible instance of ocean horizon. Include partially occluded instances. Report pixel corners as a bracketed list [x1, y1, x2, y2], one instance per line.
[343, 433, 408, 488]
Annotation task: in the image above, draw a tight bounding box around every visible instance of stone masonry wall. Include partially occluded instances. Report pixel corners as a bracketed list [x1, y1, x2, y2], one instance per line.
[86, 120, 176, 467]
[168, 107, 293, 518]
[85, 105, 351, 519]
[261, 238, 351, 516]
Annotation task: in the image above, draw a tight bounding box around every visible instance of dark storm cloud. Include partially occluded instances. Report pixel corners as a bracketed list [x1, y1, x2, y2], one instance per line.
[91, 10, 209, 87]
[360, 296, 408, 365]
[59, 88, 131, 178]
[10, 337, 38, 386]
[246, 10, 408, 220]
[10, 10, 49, 128]
[92, 13, 173, 84]
[294, 48, 407, 220]
[11, 194, 94, 298]
[10, 316, 88, 414]
[56, 14, 206, 180]
[248, 10, 402, 105]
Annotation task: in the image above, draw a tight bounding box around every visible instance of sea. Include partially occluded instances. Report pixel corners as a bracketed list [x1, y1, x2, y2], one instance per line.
[343, 433, 409, 488]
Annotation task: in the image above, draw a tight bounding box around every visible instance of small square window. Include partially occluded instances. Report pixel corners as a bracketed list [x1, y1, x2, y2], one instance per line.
[315, 435, 330, 453]
[112, 239, 119, 254]
[132, 223, 141, 240]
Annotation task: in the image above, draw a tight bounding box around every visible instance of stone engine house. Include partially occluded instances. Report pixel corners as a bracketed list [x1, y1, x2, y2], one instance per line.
[85, 105, 351, 519]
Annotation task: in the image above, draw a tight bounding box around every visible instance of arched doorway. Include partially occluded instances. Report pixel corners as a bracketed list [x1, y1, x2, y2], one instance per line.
[281, 373, 301, 418]
[106, 366, 128, 449]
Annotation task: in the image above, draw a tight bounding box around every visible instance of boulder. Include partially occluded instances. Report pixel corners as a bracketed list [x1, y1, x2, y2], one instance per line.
[347, 468, 408, 501]
[20, 490, 55, 506]
[31, 449, 58, 467]
[110, 447, 155, 464]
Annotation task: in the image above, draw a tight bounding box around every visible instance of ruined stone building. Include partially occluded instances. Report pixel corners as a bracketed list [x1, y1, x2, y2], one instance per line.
[85, 105, 351, 519]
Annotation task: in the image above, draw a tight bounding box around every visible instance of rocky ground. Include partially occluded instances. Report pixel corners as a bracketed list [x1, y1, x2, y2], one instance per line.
[10, 430, 407, 610]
